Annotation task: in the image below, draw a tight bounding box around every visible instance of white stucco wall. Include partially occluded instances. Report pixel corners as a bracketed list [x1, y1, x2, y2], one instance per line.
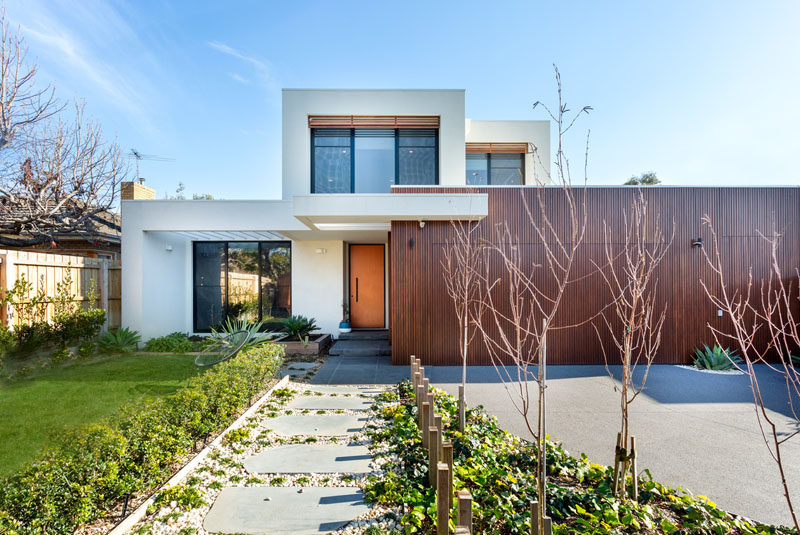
[465, 119, 551, 184]
[140, 231, 191, 340]
[282, 89, 467, 199]
[290, 240, 344, 335]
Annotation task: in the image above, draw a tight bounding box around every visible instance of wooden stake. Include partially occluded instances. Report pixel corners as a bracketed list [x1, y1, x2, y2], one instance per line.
[457, 491, 472, 533]
[421, 402, 431, 449]
[530, 501, 553, 535]
[436, 462, 450, 535]
[442, 441, 454, 509]
[422, 377, 430, 398]
[415, 382, 423, 415]
[612, 432, 623, 496]
[630, 436, 638, 502]
[429, 426, 440, 487]
[458, 384, 466, 433]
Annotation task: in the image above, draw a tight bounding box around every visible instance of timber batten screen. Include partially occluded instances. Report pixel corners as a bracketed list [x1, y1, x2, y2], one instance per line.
[308, 115, 440, 128]
[390, 186, 800, 366]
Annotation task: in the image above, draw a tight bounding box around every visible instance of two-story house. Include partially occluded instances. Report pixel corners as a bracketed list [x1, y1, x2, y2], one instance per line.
[121, 89, 549, 347]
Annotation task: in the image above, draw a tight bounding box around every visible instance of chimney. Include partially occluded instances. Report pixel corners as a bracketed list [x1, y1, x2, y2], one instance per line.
[121, 180, 155, 200]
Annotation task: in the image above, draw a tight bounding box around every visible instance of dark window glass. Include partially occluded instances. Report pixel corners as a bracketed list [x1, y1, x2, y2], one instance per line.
[193, 241, 291, 332]
[261, 243, 291, 327]
[466, 153, 524, 185]
[313, 129, 350, 193]
[490, 153, 524, 185]
[354, 129, 395, 193]
[193, 242, 226, 331]
[398, 129, 437, 185]
[466, 153, 489, 185]
[227, 242, 259, 323]
[312, 128, 438, 192]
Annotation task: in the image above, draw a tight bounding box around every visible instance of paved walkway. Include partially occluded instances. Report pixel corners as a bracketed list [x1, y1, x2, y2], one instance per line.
[202, 384, 381, 535]
[312, 357, 800, 527]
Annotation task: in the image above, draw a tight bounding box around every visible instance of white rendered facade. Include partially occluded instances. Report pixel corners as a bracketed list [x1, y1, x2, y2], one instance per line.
[122, 89, 549, 339]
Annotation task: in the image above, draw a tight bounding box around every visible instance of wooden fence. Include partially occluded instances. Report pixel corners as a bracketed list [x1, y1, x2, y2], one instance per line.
[0, 249, 121, 329]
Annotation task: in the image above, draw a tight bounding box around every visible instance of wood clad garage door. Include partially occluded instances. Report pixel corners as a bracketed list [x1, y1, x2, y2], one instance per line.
[349, 245, 385, 328]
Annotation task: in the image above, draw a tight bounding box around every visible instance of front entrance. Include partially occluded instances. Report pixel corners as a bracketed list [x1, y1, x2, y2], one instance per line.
[348, 244, 385, 328]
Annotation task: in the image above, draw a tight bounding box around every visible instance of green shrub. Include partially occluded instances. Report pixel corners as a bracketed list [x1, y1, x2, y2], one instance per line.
[280, 315, 318, 340]
[693, 344, 742, 370]
[51, 308, 106, 347]
[0, 343, 283, 533]
[99, 327, 141, 353]
[144, 332, 194, 353]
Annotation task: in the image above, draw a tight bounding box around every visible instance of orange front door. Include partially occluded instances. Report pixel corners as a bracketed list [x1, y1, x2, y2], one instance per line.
[349, 245, 385, 328]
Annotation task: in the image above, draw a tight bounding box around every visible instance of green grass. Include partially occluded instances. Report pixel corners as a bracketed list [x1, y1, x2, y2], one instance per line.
[0, 353, 203, 476]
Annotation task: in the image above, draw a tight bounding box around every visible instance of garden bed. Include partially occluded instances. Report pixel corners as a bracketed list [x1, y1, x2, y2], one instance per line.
[363, 380, 794, 534]
[274, 332, 332, 356]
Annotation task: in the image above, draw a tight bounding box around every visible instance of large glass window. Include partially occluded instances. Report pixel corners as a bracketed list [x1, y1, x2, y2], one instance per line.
[313, 129, 351, 193]
[193, 241, 291, 332]
[311, 128, 438, 192]
[355, 130, 395, 193]
[399, 129, 437, 185]
[466, 153, 524, 185]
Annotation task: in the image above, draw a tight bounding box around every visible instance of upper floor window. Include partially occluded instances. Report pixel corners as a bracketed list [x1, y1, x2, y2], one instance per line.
[465, 142, 527, 185]
[312, 128, 438, 193]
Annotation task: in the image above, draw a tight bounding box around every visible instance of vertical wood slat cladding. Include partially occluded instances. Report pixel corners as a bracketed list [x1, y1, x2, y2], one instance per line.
[390, 187, 800, 366]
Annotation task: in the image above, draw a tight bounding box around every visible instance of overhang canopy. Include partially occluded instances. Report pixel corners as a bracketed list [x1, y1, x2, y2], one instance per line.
[291, 193, 488, 229]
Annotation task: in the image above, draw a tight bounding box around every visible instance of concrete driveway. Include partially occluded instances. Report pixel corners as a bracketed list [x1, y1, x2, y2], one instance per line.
[312, 357, 800, 527]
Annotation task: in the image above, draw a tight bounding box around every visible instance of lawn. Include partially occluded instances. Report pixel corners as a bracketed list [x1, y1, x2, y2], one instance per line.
[0, 353, 203, 476]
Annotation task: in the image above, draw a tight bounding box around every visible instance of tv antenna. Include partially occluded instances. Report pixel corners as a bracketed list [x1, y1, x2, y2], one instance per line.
[128, 149, 175, 183]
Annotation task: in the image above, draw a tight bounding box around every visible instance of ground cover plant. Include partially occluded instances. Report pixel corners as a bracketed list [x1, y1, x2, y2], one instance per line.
[0, 343, 283, 535]
[0, 353, 202, 476]
[143, 332, 195, 353]
[365, 380, 795, 534]
[692, 344, 742, 371]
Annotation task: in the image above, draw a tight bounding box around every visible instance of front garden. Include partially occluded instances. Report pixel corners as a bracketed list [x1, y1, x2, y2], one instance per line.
[364, 380, 796, 534]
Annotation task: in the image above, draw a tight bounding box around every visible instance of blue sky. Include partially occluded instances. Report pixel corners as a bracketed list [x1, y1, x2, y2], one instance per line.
[8, 0, 800, 199]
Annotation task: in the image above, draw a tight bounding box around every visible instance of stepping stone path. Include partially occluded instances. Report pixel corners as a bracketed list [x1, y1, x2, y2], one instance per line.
[127, 381, 397, 534]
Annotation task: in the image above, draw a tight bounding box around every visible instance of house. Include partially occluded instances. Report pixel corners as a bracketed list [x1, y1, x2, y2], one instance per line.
[0, 201, 122, 260]
[121, 89, 800, 365]
[122, 89, 548, 337]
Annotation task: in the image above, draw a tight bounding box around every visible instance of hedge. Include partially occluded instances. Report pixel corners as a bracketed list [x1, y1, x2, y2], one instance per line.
[0, 343, 284, 535]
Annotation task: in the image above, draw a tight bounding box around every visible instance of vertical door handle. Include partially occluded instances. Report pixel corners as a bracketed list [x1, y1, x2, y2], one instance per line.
[355, 278, 359, 302]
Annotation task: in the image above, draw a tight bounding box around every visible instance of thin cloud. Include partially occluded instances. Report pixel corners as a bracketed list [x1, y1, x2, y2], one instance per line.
[228, 72, 251, 85]
[208, 41, 278, 90]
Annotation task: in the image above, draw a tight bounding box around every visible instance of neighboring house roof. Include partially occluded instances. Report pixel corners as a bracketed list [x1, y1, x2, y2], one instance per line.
[0, 199, 121, 244]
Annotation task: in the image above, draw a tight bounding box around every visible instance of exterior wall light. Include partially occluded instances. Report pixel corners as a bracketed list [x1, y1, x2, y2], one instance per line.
[691, 237, 703, 248]
[315, 248, 327, 254]
[419, 220, 426, 228]
[165, 244, 173, 252]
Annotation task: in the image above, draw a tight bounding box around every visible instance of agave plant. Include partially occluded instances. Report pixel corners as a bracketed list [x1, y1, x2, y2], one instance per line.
[280, 315, 318, 341]
[211, 318, 276, 348]
[98, 327, 141, 353]
[693, 344, 742, 370]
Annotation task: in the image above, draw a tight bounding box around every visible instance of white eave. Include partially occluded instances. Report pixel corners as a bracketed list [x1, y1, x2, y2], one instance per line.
[291, 193, 488, 230]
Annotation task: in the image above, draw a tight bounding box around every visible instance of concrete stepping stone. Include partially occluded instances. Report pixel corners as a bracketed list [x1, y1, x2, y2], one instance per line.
[287, 395, 373, 411]
[269, 414, 366, 436]
[204, 487, 369, 535]
[287, 362, 319, 371]
[301, 385, 382, 396]
[277, 369, 307, 378]
[244, 444, 372, 474]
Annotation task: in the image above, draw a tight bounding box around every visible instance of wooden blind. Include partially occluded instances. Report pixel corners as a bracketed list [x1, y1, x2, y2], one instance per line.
[465, 142, 529, 154]
[308, 115, 440, 128]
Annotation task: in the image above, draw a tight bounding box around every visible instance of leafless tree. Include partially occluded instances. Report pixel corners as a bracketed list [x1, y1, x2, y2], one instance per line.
[472, 65, 591, 534]
[0, 10, 128, 247]
[700, 217, 800, 531]
[593, 190, 674, 500]
[442, 218, 482, 431]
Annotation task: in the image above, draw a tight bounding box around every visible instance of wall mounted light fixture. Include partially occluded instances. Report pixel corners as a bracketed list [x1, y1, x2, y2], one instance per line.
[165, 244, 173, 252]
[419, 220, 426, 228]
[691, 237, 703, 248]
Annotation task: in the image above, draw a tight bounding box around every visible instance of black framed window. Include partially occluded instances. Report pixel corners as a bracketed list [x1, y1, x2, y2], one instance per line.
[466, 153, 524, 185]
[312, 128, 438, 192]
[193, 241, 291, 332]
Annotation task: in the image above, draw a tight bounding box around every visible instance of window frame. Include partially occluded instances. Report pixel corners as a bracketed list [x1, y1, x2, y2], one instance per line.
[311, 128, 439, 193]
[465, 152, 525, 185]
[192, 240, 292, 333]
